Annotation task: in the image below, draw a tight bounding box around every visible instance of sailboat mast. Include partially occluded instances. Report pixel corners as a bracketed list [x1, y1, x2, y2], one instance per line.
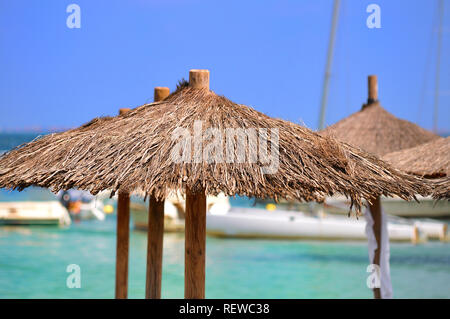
[433, 0, 444, 133]
[318, 0, 341, 130]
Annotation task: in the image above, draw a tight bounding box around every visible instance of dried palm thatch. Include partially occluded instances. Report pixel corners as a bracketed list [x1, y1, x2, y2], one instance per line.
[0, 80, 429, 214]
[384, 137, 449, 177]
[432, 178, 450, 200]
[384, 137, 449, 199]
[321, 102, 440, 157]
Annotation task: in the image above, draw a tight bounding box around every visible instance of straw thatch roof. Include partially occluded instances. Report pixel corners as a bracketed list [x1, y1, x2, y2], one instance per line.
[384, 137, 449, 199]
[384, 137, 449, 178]
[0, 83, 428, 213]
[321, 102, 440, 157]
[432, 178, 450, 200]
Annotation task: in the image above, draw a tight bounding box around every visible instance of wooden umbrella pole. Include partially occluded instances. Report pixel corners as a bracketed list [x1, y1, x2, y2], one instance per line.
[367, 75, 382, 299]
[115, 107, 131, 299]
[185, 186, 207, 299]
[115, 190, 130, 299]
[146, 197, 165, 298]
[369, 196, 382, 299]
[184, 69, 209, 299]
[145, 87, 170, 299]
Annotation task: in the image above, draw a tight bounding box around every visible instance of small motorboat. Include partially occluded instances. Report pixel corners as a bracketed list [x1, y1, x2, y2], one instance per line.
[0, 187, 71, 226]
[318, 198, 449, 241]
[256, 195, 450, 218]
[0, 202, 71, 226]
[58, 189, 106, 221]
[206, 207, 422, 243]
[256, 196, 450, 219]
[324, 195, 450, 218]
[412, 219, 448, 241]
[129, 194, 443, 243]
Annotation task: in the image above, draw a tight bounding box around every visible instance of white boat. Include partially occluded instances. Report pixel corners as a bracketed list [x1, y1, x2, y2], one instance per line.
[319, 197, 449, 241]
[323, 195, 450, 218]
[413, 220, 448, 241]
[130, 194, 434, 242]
[206, 207, 421, 243]
[58, 189, 106, 221]
[256, 195, 450, 218]
[80, 201, 106, 221]
[0, 187, 71, 226]
[0, 201, 71, 226]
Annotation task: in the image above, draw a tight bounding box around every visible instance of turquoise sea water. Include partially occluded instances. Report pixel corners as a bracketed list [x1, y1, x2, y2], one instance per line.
[0, 215, 449, 299]
[0, 133, 449, 299]
[0, 132, 45, 152]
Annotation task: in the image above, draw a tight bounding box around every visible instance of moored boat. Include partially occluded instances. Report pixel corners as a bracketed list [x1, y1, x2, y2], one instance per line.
[130, 194, 442, 242]
[324, 195, 450, 218]
[206, 207, 421, 243]
[413, 220, 448, 241]
[256, 196, 450, 218]
[0, 187, 71, 226]
[0, 201, 71, 226]
[58, 189, 106, 221]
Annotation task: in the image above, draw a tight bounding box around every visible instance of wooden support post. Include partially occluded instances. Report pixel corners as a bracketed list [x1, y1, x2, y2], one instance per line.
[184, 69, 209, 299]
[115, 190, 130, 299]
[145, 86, 170, 299]
[146, 197, 165, 298]
[369, 196, 382, 299]
[185, 187, 207, 299]
[115, 107, 131, 299]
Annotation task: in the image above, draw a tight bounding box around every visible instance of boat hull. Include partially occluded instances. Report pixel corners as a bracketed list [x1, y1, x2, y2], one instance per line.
[0, 201, 71, 226]
[131, 204, 420, 242]
[206, 208, 417, 242]
[0, 218, 62, 226]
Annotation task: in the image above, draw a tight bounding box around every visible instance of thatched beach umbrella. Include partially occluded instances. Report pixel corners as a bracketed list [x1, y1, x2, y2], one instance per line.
[0, 70, 427, 299]
[384, 137, 449, 200]
[322, 76, 439, 156]
[321, 75, 439, 298]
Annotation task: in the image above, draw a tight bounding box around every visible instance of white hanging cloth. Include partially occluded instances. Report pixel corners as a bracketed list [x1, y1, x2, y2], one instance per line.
[364, 207, 393, 299]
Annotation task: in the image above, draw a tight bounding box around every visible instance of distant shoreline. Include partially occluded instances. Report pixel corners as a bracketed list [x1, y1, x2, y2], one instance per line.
[0, 129, 70, 134]
[0, 129, 449, 137]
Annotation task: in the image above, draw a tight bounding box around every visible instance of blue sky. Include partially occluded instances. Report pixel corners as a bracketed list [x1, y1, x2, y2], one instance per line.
[0, 0, 449, 133]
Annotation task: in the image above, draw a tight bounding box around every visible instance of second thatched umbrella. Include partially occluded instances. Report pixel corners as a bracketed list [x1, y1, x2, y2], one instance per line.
[384, 136, 450, 200]
[321, 75, 439, 299]
[0, 70, 427, 299]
